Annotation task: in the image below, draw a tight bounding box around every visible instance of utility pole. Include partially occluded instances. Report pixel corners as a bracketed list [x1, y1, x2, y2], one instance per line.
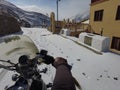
[56, 0, 61, 27]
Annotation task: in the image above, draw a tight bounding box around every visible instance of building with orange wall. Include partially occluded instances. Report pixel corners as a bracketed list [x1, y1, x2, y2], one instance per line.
[90, 0, 120, 54]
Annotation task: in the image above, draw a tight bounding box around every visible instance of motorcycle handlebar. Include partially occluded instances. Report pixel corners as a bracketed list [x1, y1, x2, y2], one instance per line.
[0, 63, 16, 71]
[0, 60, 16, 65]
[0, 49, 55, 71]
[36, 49, 55, 65]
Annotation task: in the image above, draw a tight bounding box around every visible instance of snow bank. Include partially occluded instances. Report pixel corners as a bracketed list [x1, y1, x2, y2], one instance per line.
[79, 32, 110, 52]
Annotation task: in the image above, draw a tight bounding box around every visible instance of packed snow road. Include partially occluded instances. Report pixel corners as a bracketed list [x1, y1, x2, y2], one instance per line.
[0, 27, 120, 90]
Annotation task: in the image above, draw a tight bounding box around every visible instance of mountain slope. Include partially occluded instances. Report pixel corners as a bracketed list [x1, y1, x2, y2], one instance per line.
[71, 9, 90, 22]
[0, 0, 50, 27]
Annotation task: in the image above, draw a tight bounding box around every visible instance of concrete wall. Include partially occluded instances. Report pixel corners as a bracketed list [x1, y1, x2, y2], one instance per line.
[50, 12, 55, 33]
[79, 32, 110, 52]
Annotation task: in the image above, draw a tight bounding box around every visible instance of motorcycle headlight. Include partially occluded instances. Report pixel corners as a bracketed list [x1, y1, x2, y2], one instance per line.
[18, 87, 24, 90]
[12, 74, 18, 81]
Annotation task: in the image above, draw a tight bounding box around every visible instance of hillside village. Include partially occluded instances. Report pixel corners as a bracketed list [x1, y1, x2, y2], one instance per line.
[49, 0, 120, 54]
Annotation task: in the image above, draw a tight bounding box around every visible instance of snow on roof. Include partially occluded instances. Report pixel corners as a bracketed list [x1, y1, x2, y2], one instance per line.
[82, 20, 89, 24]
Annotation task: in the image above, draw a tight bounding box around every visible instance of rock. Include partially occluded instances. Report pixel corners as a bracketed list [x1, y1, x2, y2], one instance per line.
[97, 79, 99, 81]
[113, 77, 118, 80]
[82, 73, 86, 76]
[77, 59, 81, 61]
[66, 56, 69, 58]
[0, 14, 21, 36]
[100, 75, 102, 78]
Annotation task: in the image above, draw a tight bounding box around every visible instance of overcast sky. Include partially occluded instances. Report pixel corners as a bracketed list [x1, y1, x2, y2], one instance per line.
[7, 0, 90, 20]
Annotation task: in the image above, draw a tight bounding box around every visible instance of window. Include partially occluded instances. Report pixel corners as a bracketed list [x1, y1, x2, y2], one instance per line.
[94, 10, 104, 21]
[111, 37, 120, 51]
[116, 6, 120, 20]
[91, 0, 100, 3]
[84, 36, 92, 46]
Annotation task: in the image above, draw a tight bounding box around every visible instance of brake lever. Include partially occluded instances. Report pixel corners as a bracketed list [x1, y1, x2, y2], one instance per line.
[7, 60, 16, 65]
[0, 60, 16, 65]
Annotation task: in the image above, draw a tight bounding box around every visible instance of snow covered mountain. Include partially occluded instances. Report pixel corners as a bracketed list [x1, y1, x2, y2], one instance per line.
[71, 10, 90, 22]
[0, 0, 50, 27]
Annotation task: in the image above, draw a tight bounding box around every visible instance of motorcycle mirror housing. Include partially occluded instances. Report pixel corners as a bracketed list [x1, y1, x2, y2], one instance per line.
[12, 74, 19, 81]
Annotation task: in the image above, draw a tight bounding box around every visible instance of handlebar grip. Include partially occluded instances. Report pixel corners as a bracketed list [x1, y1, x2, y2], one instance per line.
[42, 55, 55, 65]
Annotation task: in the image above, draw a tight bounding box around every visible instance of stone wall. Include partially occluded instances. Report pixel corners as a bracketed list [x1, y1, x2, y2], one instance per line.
[0, 15, 21, 36]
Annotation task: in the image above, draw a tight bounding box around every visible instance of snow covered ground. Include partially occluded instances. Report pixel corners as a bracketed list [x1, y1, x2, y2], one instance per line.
[0, 27, 120, 90]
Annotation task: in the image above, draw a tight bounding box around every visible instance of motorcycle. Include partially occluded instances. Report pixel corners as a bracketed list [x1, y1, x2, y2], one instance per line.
[0, 49, 54, 90]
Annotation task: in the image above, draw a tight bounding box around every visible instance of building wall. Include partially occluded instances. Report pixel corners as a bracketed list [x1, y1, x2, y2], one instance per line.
[90, 0, 120, 54]
[50, 12, 55, 33]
